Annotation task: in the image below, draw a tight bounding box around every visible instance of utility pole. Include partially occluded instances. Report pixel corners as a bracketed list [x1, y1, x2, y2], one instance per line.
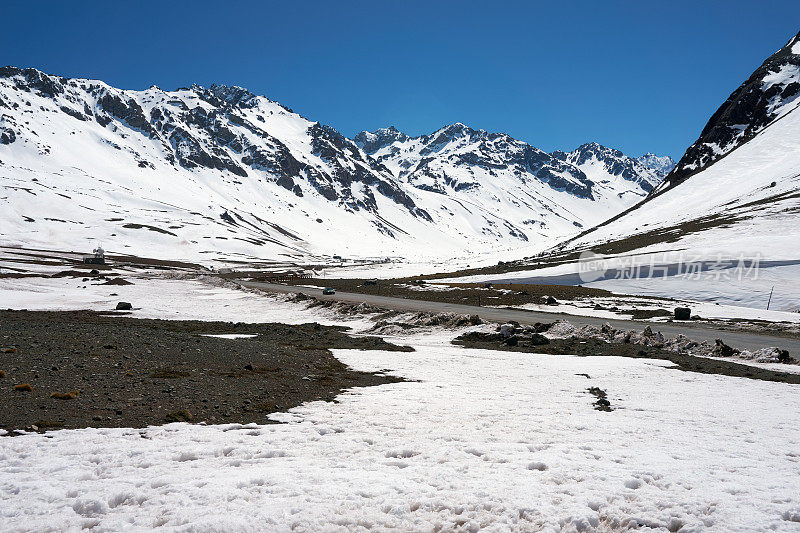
[767, 286, 774, 310]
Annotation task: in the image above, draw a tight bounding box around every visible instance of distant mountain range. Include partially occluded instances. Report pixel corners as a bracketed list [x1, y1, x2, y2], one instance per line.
[0, 67, 672, 263]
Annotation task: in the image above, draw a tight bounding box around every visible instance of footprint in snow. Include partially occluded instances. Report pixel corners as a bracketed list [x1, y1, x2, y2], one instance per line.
[385, 449, 419, 459]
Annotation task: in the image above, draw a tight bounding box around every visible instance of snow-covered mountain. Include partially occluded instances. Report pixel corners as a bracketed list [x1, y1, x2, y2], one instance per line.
[0, 67, 667, 264]
[357, 125, 669, 200]
[659, 30, 800, 192]
[537, 30, 800, 309]
[550, 142, 670, 193]
[636, 153, 676, 180]
[356, 123, 671, 237]
[563, 29, 800, 251]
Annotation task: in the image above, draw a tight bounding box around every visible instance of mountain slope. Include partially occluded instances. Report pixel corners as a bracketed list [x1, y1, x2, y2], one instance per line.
[0, 68, 444, 263]
[0, 67, 666, 265]
[560, 29, 800, 254]
[659, 30, 800, 192]
[520, 30, 800, 309]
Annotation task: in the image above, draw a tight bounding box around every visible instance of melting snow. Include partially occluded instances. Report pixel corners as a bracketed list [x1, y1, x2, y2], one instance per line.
[1, 330, 800, 530]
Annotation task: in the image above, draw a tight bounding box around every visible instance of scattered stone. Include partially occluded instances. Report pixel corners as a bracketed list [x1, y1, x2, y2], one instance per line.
[587, 386, 612, 411]
[13, 383, 33, 392]
[115, 302, 133, 310]
[89, 269, 100, 275]
[499, 324, 516, 337]
[104, 278, 133, 286]
[164, 409, 193, 423]
[712, 339, 738, 358]
[595, 398, 611, 410]
[454, 320, 800, 383]
[542, 296, 558, 305]
[674, 307, 691, 320]
[530, 333, 550, 346]
[504, 335, 519, 346]
[244, 363, 254, 371]
[468, 315, 482, 325]
[737, 347, 794, 363]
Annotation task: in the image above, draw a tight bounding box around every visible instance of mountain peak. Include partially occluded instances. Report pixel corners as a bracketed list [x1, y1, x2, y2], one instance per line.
[664, 28, 800, 189]
[439, 122, 475, 137]
[202, 83, 258, 107]
[353, 126, 410, 153]
[637, 153, 676, 179]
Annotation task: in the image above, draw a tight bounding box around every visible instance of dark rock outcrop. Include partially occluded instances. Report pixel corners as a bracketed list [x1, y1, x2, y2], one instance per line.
[664, 30, 800, 189]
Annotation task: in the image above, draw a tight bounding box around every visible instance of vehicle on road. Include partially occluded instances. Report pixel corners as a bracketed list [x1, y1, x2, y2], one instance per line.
[322, 287, 336, 295]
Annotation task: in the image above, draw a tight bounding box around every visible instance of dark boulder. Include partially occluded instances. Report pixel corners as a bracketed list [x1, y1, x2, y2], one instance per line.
[530, 333, 550, 346]
[164, 409, 193, 423]
[712, 339, 737, 358]
[115, 302, 133, 311]
[504, 335, 519, 347]
[674, 307, 691, 320]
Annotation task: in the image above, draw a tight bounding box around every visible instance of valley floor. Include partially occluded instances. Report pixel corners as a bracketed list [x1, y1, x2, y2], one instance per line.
[1, 271, 800, 530]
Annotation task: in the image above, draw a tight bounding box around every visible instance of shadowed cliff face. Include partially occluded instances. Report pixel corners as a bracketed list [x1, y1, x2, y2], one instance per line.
[664, 30, 800, 191]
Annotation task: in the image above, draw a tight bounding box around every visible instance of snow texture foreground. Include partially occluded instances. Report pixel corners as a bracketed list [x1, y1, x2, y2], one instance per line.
[2, 328, 800, 531]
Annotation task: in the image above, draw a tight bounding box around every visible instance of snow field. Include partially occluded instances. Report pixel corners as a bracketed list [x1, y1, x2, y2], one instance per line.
[0, 274, 372, 329]
[2, 331, 800, 531]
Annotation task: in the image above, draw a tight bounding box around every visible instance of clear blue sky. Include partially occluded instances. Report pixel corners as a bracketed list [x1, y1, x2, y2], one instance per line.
[2, 1, 799, 159]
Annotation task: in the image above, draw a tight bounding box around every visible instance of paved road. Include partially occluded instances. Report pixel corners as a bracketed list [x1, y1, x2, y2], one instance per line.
[241, 281, 800, 353]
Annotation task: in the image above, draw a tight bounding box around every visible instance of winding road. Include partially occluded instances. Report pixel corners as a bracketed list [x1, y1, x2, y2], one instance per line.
[241, 282, 800, 354]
